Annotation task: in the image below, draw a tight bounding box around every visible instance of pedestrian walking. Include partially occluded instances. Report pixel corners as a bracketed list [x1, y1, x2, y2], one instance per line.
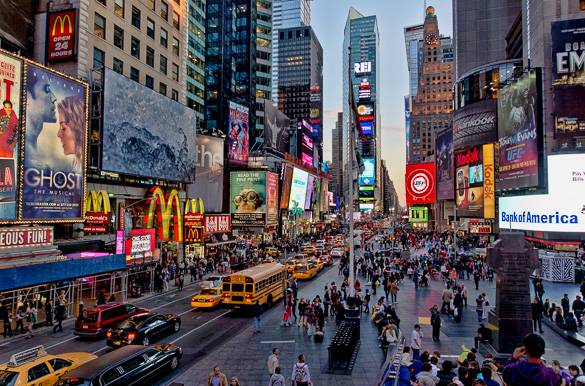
[45, 301, 53, 326]
[291, 355, 311, 386]
[230, 376, 240, 386]
[268, 366, 285, 386]
[15, 306, 25, 334]
[531, 296, 544, 334]
[0, 305, 11, 338]
[430, 305, 441, 342]
[207, 366, 228, 386]
[475, 294, 484, 323]
[267, 348, 279, 375]
[253, 300, 262, 333]
[53, 300, 66, 333]
[410, 324, 423, 361]
[390, 281, 399, 303]
[177, 273, 184, 291]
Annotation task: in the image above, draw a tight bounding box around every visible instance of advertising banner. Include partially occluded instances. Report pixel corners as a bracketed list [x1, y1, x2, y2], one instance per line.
[304, 175, 314, 210]
[46, 9, 77, 63]
[184, 213, 204, 243]
[84, 212, 110, 233]
[22, 64, 87, 220]
[0, 226, 53, 249]
[483, 143, 495, 219]
[551, 19, 585, 145]
[455, 146, 485, 218]
[300, 120, 314, 167]
[405, 163, 436, 205]
[264, 101, 292, 153]
[230, 171, 266, 226]
[204, 214, 231, 234]
[0, 51, 22, 220]
[126, 229, 156, 263]
[102, 69, 196, 182]
[359, 158, 375, 186]
[328, 191, 335, 207]
[469, 222, 492, 234]
[359, 186, 375, 201]
[288, 167, 308, 212]
[499, 154, 585, 232]
[266, 171, 279, 225]
[435, 129, 454, 200]
[227, 101, 249, 165]
[280, 165, 293, 209]
[498, 71, 540, 190]
[187, 135, 224, 212]
[452, 99, 497, 150]
[408, 206, 428, 223]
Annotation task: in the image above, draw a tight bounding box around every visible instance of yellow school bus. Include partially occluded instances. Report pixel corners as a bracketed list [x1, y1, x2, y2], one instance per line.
[221, 263, 286, 308]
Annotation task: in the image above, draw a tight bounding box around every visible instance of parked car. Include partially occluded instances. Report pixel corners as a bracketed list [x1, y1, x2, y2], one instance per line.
[106, 312, 181, 347]
[57, 344, 182, 386]
[0, 346, 96, 386]
[74, 303, 147, 338]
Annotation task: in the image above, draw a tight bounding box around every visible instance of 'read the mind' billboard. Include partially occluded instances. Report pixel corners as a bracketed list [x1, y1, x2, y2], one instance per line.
[497, 70, 541, 190]
[0, 50, 22, 220]
[22, 63, 88, 220]
[228, 101, 249, 165]
[230, 171, 267, 226]
[405, 163, 435, 205]
[435, 129, 454, 200]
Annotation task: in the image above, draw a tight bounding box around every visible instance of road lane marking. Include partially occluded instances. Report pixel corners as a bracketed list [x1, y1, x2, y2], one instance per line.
[45, 336, 77, 350]
[92, 346, 110, 354]
[178, 309, 194, 317]
[170, 311, 231, 344]
[150, 292, 194, 311]
[260, 340, 295, 344]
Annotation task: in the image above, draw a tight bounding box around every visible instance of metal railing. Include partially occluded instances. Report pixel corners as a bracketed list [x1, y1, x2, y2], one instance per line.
[375, 331, 405, 386]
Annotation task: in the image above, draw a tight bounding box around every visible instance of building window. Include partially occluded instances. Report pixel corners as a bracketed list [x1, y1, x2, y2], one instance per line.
[130, 67, 139, 82]
[113, 57, 123, 74]
[172, 11, 180, 30]
[113, 25, 124, 49]
[161, 1, 169, 20]
[147, 18, 155, 39]
[581, 0, 585, 10]
[172, 37, 180, 56]
[160, 28, 168, 48]
[114, 0, 124, 18]
[160, 55, 167, 74]
[145, 0, 155, 11]
[171, 89, 179, 101]
[160, 82, 167, 96]
[97, 0, 106, 6]
[93, 47, 105, 68]
[131, 36, 140, 58]
[94, 13, 106, 39]
[172, 63, 179, 81]
[131, 6, 140, 28]
[146, 46, 155, 67]
[145, 75, 154, 89]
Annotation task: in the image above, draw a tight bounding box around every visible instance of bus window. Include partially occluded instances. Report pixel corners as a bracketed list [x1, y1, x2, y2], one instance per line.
[245, 284, 253, 292]
[232, 283, 244, 292]
[223, 283, 230, 292]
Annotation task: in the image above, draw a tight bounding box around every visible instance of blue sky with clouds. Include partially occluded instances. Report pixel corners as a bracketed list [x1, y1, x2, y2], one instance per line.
[313, 0, 453, 205]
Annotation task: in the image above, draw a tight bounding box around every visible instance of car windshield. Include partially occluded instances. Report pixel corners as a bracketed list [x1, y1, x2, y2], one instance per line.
[80, 311, 99, 323]
[200, 289, 217, 295]
[296, 266, 308, 272]
[0, 370, 17, 386]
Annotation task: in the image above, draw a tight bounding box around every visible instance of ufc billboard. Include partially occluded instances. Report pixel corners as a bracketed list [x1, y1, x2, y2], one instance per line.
[46, 9, 78, 63]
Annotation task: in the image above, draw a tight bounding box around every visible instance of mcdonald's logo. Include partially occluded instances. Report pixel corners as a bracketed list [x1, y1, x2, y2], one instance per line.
[185, 197, 205, 215]
[52, 14, 73, 35]
[147, 187, 183, 242]
[185, 227, 203, 243]
[85, 190, 111, 214]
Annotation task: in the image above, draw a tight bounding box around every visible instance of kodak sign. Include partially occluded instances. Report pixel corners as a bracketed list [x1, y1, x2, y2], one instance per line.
[46, 9, 77, 62]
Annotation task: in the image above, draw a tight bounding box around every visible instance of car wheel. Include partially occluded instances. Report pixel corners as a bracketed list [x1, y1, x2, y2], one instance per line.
[142, 336, 150, 346]
[170, 356, 179, 370]
[173, 321, 180, 332]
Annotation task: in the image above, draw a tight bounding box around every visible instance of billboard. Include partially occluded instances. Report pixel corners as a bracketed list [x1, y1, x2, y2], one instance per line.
[187, 135, 224, 212]
[264, 101, 292, 153]
[304, 175, 314, 210]
[22, 64, 87, 220]
[0, 51, 22, 220]
[359, 158, 375, 186]
[227, 101, 249, 164]
[452, 99, 497, 150]
[454, 144, 495, 218]
[435, 129, 454, 200]
[0, 226, 53, 249]
[204, 214, 231, 234]
[230, 171, 267, 226]
[497, 70, 541, 190]
[102, 69, 196, 182]
[266, 171, 279, 225]
[280, 165, 293, 209]
[405, 163, 435, 205]
[46, 9, 77, 63]
[125, 229, 156, 263]
[328, 191, 335, 207]
[359, 186, 375, 201]
[409, 206, 428, 223]
[288, 167, 308, 212]
[499, 154, 585, 233]
[300, 120, 314, 167]
[184, 213, 204, 243]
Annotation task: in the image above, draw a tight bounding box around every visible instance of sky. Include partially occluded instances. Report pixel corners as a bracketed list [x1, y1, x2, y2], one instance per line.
[312, 0, 453, 206]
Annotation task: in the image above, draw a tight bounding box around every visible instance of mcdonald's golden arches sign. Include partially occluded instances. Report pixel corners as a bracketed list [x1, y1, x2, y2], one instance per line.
[46, 9, 77, 63]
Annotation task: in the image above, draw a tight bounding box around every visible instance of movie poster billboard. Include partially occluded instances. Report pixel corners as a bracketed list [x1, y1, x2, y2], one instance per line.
[551, 19, 585, 149]
[0, 51, 22, 220]
[280, 165, 293, 209]
[498, 70, 540, 190]
[228, 101, 249, 165]
[187, 135, 224, 212]
[230, 171, 266, 226]
[264, 101, 292, 154]
[435, 129, 454, 200]
[22, 63, 87, 220]
[266, 171, 278, 225]
[288, 167, 308, 212]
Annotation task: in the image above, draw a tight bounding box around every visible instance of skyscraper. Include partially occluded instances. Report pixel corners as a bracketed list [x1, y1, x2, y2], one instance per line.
[255, 0, 273, 149]
[404, 24, 424, 97]
[186, 0, 206, 132]
[271, 0, 311, 105]
[331, 112, 343, 199]
[343, 7, 381, 211]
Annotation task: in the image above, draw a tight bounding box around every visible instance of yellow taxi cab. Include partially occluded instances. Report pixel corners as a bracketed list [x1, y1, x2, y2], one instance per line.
[292, 264, 317, 280]
[191, 287, 223, 308]
[0, 346, 96, 386]
[285, 260, 297, 274]
[266, 247, 280, 258]
[309, 258, 324, 272]
[303, 247, 317, 256]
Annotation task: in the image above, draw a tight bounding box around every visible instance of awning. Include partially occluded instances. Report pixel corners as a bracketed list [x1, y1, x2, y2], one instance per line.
[525, 236, 581, 246]
[206, 240, 237, 247]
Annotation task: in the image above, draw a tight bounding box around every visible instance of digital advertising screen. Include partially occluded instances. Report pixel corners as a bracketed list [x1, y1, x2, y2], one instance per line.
[360, 121, 373, 136]
[230, 171, 267, 226]
[227, 101, 250, 165]
[409, 206, 428, 223]
[280, 165, 293, 209]
[304, 175, 315, 210]
[359, 186, 375, 201]
[187, 135, 224, 213]
[435, 128, 454, 200]
[22, 63, 88, 220]
[455, 144, 495, 219]
[264, 101, 291, 154]
[288, 167, 308, 212]
[300, 120, 314, 167]
[359, 158, 375, 186]
[405, 163, 435, 205]
[266, 171, 279, 225]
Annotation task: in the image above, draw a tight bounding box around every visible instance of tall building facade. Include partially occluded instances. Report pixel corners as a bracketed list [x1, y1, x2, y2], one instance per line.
[331, 112, 344, 199]
[204, 0, 257, 136]
[276, 26, 323, 164]
[404, 24, 424, 97]
[186, 0, 206, 131]
[1, 1, 35, 55]
[254, 0, 273, 148]
[408, 7, 453, 164]
[343, 8, 381, 211]
[271, 0, 311, 105]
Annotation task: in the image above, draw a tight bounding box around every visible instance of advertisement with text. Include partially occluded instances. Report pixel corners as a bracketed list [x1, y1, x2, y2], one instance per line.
[288, 167, 308, 213]
[228, 101, 249, 165]
[455, 144, 495, 219]
[452, 99, 497, 150]
[435, 129, 454, 200]
[266, 171, 279, 225]
[46, 9, 77, 62]
[188, 134, 224, 212]
[405, 163, 435, 205]
[230, 171, 266, 226]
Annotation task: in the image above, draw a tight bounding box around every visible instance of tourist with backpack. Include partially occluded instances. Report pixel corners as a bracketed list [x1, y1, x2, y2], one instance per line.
[291, 354, 311, 386]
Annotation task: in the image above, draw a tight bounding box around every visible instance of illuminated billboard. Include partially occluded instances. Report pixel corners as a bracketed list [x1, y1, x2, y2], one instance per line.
[280, 165, 293, 209]
[409, 206, 428, 223]
[455, 144, 495, 219]
[46, 9, 78, 63]
[187, 135, 224, 213]
[304, 175, 314, 210]
[359, 158, 375, 186]
[230, 171, 267, 226]
[300, 120, 314, 167]
[264, 101, 292, 154]
[436, 129, 454, 200]
[354, 61, 372, 75]
[453, 99, 497, 150]
[288, 167, 308, 212]
[405, 163, 435, 205]
[227, 101, 249, 165]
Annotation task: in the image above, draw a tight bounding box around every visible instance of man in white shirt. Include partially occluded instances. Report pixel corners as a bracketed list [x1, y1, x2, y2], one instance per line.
[267, 348, 279, 375]
[410, 324, 423, 361]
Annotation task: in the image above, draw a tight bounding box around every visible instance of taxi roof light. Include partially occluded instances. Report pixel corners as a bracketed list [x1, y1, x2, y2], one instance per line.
[8, 346, 47, 367]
